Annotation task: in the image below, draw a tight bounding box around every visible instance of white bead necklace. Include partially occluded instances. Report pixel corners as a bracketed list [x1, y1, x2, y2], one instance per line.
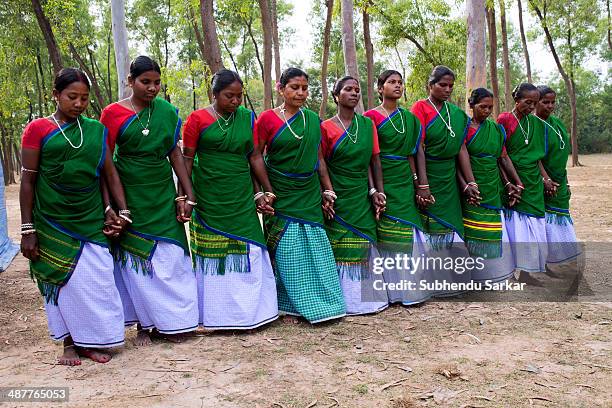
[334, 114, 359, 144]
[380, 105, 405, 134]
[512, 110, 530, 145]
[129, 97, 152, 136]
[534, 114, 565, 149]
[427, 97, 455, 138]
[279, 104, 306, 140]
[51, 114, 83, 149]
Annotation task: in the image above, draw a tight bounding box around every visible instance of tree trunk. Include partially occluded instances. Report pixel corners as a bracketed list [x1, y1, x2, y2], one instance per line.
[110, 0, 131, 99]
[31, 0, 62, 75]
[258, 0, 273, 110]
[270, 0, 282, 106]
[200, 0, 224, 73]
[188, 4, 207, 62]
[530, 1, 581, 166]
[362, 6, 375, 110]
[35, 49, 49, 115]
[499, 0, 512, 111]
[69, 43, 105, 115]
[608, 0, 612, 51]
[340, 0, 364, 113]
[246, 19, 265, 81]
[486, 5, 501, 119]
[221, 37, 257, 113]
[319, 0, 334, 119]
[394, 46, 408, 102]
[465, 0, 487, 112]
[33, 62, 43, 118]
[517, 0, 532, 82]
[106, 28, 113, 102]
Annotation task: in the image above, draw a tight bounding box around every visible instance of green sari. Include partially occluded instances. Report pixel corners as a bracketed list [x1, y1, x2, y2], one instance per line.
[422, 102, 469, 244]
[264, 108, 323, 254]
[376, 108, 423, 254]
[324, 114, 375, 279]
[462, 119, 505, 258]
[190, 106, 265, 274]
[504, 114, 547, 218]
[540, 115, 571, 222]
[113, 97, 188, 273]
[30, 117, 108, 304]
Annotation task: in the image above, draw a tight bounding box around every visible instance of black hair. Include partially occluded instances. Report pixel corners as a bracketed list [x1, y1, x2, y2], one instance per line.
[54, 68, 91, 92]
[511, 82, 538, 101]
[468, 88, 494, 108]
[537, 85, 556, 99]
[331, 76, 358, 104]
[376, 70, 402, 101]
[279, 67, 308, 87]
[129, 55, 161, 79]
[428, 65, 455, 86]
[211, 69, 243, 95]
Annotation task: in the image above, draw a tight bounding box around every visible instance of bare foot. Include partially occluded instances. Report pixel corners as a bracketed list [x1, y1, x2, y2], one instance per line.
[282, 315, 300, 324]
[58, 345, 81, 366]
[517, 271, 545, 287]
[150, 329, 184, 343]
[134, 329, 153, 347]
[545, 264, 565, 279]
[76, 347, 112, 364]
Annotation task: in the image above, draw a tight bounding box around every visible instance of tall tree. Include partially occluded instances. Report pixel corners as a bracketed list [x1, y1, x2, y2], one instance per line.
[31, 0, 62, 75]
[499, 0, 512, 110]
[340, 0, 364, 112]
[529, 0, 599, 166]
[111, 0, 130, 99]
[270, 0, 282, 105]
[608, 0, 612, 51]
[465, 0, 487, 111]
[319, 0, 334, 119]
[200, 0, 224, 73]
[517, 0, 532, 82]
[486, 4, 501, 118]
[258, 0, 273, 110]
[362, 3, 375, 110]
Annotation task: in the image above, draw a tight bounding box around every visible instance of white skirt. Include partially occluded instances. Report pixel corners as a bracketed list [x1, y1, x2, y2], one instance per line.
[380, 228, 433, 305]
[471, 212, 516, 283]
[424, 232, 473, 297]
[338, 245, 389, 315]
[196, 244, 279, 329]
[116, 241, 199, 334]
[545, 212, 580, 263]
[504, 210, 547, 273]
[44, 243, 125, 348]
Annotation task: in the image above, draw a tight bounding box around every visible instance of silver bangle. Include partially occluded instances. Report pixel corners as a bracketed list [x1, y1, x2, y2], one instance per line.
[264, 192, 277, 199]
[21, 229, 37, 235]
[368, 188, 377, 197]
[322, 190, 337, 200]
[254, 192, 265, 201]
[118, 214, 133, 224]
[186, 200, 197, 206]
[21, 167, 38, 173]
[377, 192, 387, 200]
[104, 205, 113, 214]
[175, 195, 187, 202]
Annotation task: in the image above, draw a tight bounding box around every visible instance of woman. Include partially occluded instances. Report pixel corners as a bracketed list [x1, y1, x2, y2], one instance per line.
[321, 76, 388, 315]
[364, 70, 431, 305]
[461, 88, 520, 283]
[497, 83, 550, 283]
[182, 69, 278, 329]
[411, 66, 478, 294]
[100, 56, 198, 343]
[255, 67, 345, 323]
[20, 68, 129, 365]
[535, 85, 580, 267]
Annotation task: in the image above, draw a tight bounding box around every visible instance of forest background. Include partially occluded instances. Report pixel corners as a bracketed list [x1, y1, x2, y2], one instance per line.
[0, 0, 610, 185]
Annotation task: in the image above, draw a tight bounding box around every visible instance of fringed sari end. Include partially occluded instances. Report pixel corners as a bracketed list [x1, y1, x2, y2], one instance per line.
[114, 247, 155, 276]
[546, 211, 573, 226]
[193, 253, 250, 275]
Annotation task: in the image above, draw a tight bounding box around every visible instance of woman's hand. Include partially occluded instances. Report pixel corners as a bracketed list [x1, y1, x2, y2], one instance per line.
[175, 198, 194, 223]
[256, 194, 275, 215]
[21, 233, 39, 261]
[416, 188, 435, 210]
[543, 178, 559, 197]
[505, 183, 522, 207]
[103, 209, 124, 239]
[371, 192, 386, 220]
[322, 193, 336, 220]
[463, 183, 482, 206]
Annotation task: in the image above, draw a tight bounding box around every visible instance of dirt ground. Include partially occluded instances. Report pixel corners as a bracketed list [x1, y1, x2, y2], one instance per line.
[1, 154, 611, 408]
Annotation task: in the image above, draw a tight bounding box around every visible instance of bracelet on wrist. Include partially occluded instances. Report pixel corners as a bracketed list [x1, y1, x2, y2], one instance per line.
[186, 200, 197, 206]
[104, 204, 113, 214]
[264, 192, 277, 199]
[412, 173, 418, 181]
[21, 229, 37, 236]
[175, 195, 188, 202]
[322, 190, 337, 200]
[368, 188, 377, 197]
[254, 192, 265, 201]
